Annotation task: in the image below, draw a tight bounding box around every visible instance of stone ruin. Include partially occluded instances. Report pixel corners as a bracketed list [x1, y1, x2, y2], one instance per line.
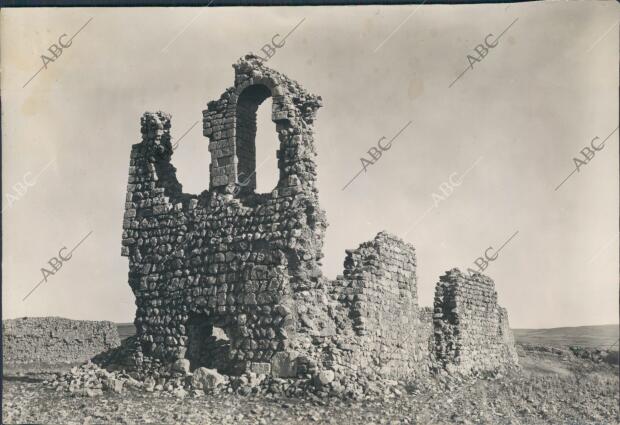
[3, 317, 120, 364]
[119, 55, 518, 387]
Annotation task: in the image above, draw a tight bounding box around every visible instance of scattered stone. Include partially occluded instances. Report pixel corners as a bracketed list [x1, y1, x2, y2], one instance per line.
[172, 387, 187, 398]
[316, 370, 335, 386]
[191, 368, 224, 391]
[171, 359, 191, 374]
[103, 378, 124, 393]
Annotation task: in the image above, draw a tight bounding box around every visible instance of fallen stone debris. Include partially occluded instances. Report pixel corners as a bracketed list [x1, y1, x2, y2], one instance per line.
[49, 355, 506, 403]
[47, 358, 394, 400]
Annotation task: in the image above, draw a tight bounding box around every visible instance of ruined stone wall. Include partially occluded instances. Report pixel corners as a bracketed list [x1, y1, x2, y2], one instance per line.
[433, 269, 518, 373]
[332, 233, 423, 378]
[498, 306, 519, 364]
[120, 56, 517, 382]
[121, 55, 326, 375]
[263, 233, 444, 382]
[3, 317, 120, 364]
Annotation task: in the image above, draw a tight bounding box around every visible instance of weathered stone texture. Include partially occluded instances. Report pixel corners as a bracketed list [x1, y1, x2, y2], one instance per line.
[416, 306, 434, 367]
[119, 55, 517, 383]
[325, 232, 428, 379]
[433, 269, 519, 373]
[122, 55, 325, 375]
[2, 317, 120, 364]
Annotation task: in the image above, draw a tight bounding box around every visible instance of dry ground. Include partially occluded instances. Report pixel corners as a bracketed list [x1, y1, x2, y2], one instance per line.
[3, 346, 618, 425]
[512, 325, 619, 349]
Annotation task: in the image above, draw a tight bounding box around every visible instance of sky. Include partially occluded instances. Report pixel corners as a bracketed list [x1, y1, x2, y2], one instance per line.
[2, 2, 618, 329]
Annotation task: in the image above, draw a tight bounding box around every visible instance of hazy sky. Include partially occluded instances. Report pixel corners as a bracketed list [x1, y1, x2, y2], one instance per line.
[2, 2, 618, 328]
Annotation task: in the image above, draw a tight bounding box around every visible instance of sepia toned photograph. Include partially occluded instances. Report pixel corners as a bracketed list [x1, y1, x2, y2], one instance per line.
[1, 1, 619, 424]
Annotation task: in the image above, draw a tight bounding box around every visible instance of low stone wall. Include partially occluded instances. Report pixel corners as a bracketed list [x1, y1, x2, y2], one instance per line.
[3, 317, 121, 364]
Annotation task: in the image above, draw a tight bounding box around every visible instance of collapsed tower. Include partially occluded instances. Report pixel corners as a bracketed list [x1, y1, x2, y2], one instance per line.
[120, 55, 517, 382]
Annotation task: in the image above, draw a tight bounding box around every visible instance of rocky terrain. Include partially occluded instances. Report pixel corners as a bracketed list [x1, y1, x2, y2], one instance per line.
[3, 339, 618, 424]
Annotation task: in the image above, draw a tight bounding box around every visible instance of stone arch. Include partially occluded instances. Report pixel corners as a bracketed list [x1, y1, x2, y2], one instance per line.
[203, 55, 321, 197]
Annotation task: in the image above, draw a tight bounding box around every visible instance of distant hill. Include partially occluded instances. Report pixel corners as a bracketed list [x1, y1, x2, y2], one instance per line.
[513, 324, 619, 349]
[117, 322, 619, 349]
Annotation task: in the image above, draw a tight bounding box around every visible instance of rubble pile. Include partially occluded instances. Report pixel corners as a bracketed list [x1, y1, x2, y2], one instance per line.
[49, 359, 414, 401]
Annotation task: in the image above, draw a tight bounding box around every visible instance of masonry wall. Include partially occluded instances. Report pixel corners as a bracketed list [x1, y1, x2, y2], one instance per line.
[433, 269, 519, 373]
[3, 317, 120, 364]
[120, 55, 517, 381]
[121, 55, 325, 375]
[332, 233, 425, 378]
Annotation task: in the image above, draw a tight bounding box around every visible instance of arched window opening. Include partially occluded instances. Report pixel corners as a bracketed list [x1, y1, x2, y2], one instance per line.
[254, 97, 279, 193]
[235, 84, 279, 194]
